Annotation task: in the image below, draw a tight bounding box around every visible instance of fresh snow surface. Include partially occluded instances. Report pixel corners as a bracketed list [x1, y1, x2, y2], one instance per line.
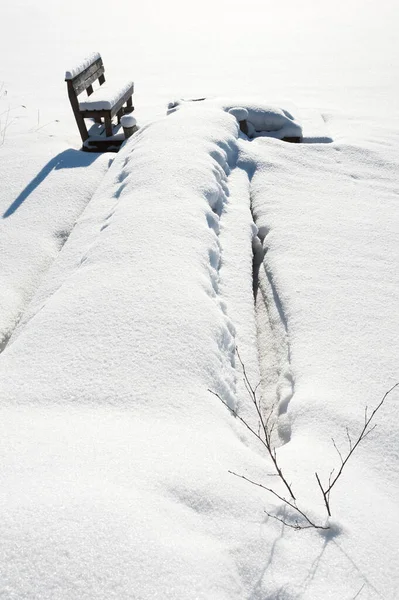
[0, 137, 110, 350]
[1, 100, 399, 600]
[1, 0, 399, 598]
[0, 107, 262, 600]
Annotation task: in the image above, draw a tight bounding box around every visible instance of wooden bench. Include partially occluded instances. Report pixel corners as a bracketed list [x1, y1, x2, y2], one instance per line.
[65, 52, 134, 143]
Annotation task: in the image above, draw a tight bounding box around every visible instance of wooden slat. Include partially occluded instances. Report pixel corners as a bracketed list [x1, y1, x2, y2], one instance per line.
[110, 88, 134, 118]
[69, 57, 102, 83]
[74, 66, 105, 96]
[71, 59, 105, 95]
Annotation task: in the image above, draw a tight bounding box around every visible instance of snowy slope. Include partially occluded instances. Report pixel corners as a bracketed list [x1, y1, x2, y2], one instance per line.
[0, 137, 110, 349]
[0, 107, 266, 600]
[1, 0, 399, 598]
[1, 100, 398, 600]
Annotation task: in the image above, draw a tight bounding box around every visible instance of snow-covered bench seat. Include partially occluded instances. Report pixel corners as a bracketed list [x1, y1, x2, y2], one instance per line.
[78, 81, 133, 111]
[65, 52, 134, 142]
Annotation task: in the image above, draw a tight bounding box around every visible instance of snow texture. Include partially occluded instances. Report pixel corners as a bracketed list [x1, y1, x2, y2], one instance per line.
[1, 0, 399, 598]
[0, 138, 110, 351]
[1, 98, 398, 600]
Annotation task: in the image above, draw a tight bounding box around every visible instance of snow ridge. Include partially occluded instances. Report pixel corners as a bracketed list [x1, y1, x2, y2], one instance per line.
[0, 101, 284, 600]
[201, 137, 238, 406]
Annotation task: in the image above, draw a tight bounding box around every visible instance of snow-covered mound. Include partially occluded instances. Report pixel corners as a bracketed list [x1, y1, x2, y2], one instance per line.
[226, 103, 302, 139]
[168, 98, 303, 140]
[0, 138, 110, 352]
[0, 106, 264, 600]
[1, 0, 399, 595]
[1, 99, 398, 599]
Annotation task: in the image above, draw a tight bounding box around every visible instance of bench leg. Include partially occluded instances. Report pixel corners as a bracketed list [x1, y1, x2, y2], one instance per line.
[124, 96, 134, 114]
[94, 116, 102, 124]
[104, 113, 113, 137]
[117, 108, 123, 124]
[67, 80, 89, 142]
[74, 111, 89, 142]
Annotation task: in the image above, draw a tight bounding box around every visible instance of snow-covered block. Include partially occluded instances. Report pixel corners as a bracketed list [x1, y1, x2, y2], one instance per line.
[65, 52, 101, 80]
[227, 107, 249, 122]
[120, 115, 137, 128]
[78, 81, 134, 110]
[120, 114, 138, 139]
[225, 103, 302, 139]
[168, 98, 303, 140]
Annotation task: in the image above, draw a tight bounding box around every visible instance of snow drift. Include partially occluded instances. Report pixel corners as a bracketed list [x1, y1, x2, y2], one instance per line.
[1, 98, 398, 599]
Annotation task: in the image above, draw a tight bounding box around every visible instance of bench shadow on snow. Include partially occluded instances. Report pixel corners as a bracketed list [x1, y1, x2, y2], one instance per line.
[2, 149, 102, 218]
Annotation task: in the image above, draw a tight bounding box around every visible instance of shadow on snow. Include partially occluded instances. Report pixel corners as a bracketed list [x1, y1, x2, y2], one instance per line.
[3, 149, 102, 218]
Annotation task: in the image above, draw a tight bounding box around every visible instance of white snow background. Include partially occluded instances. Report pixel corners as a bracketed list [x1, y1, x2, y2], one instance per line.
[0, 0, 398, 599]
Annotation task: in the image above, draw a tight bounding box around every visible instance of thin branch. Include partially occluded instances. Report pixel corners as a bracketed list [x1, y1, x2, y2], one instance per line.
[332, 437, 344, 465]
[265, 511, 315, 530]
[345, 427, 352, 451]
[316, 383, 399, 517]
[243, 377, 253, 401]
[208, 389, 268, 451]
[230, 471, 329, 530]
[327, 469, 335, 502]
[210, 384, 296, 500]
[229, 347, 297, 500]
[315, 471, 331, 517]
[361, 424, 377, 441]
[236, 347, 256, 396]
[352, 583, 365, 599]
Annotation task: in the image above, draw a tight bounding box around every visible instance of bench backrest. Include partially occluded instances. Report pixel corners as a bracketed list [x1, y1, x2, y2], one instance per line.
[65, 54, 105, 97]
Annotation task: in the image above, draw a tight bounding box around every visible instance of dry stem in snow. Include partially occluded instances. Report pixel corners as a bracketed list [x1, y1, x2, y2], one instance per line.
[210, 349, 398, 531]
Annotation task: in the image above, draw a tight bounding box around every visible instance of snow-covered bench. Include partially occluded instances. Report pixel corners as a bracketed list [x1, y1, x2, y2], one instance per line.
[65, 52, 134, 143]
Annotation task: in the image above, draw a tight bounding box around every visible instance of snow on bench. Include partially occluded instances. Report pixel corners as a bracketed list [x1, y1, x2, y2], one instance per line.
[78, 81, 134, 111]
[65, 52, 101, 81]
[65, 52, 134, 143]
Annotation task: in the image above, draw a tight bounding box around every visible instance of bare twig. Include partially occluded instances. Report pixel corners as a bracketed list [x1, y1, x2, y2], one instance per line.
[352, 583, 365, 599]
[265, 511, 315, 530]
[208, 389, 270, 452]
[235, 347, 296, 500]
[345, 427, 352, 451]
[332, 438, 344, 465]
[209, 347, 329, 530]
[0, 107, 10, 146]
[210, 348, 398, 529]
[229, 471, 329, 530]
[315, 383, 399, 517]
